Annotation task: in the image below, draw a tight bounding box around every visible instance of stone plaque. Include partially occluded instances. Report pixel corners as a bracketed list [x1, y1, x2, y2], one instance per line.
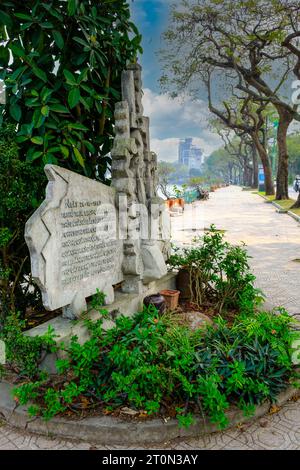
[25, 165, 123, 319]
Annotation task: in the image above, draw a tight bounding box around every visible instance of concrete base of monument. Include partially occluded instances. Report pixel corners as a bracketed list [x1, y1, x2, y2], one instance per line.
[25, 272, 177, 374]
[0, 381, 298, 445]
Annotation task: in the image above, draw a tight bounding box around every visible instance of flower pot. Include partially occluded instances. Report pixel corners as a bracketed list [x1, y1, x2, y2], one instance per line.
[160, 289, 180, 311]
[143, 293, 166, 313]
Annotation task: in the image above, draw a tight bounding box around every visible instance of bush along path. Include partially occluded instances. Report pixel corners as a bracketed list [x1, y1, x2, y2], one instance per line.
[1, 229, 300, 441]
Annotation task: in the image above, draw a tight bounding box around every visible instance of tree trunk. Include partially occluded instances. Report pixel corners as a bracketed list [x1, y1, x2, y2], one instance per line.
[275, 108, 293, 200]
[252, 144, 258, 188]
[229, 164, 233, 183]
[243, 163, 252, 187]
[251, 133, 274, 196]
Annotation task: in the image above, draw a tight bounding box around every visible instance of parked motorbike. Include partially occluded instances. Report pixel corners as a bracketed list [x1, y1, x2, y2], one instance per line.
[198, 187, 209, 200]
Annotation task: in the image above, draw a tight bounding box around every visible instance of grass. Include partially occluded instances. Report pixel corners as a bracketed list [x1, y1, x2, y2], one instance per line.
[257, 191, 300, 217]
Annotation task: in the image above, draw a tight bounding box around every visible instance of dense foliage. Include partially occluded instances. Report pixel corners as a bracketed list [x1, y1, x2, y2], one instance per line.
[0, 0, 142, 180]
[1, 312, 56, 377]
[168, 227, 262, 314]
[2, 304, 298, 428]
[0, 123, 46, 322]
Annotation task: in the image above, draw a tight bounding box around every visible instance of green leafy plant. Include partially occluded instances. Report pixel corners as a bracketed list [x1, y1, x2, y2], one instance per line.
[0, 123, 46, 321]
[0, 0, 142, 180]
[10, 304, 298, 429]
[173, 184, 187, 198]
[0, 311, 57, 378]
[168, 225, 263, 314]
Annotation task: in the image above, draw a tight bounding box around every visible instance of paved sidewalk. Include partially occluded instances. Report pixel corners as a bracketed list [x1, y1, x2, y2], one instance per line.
[1, 398, 300, 450]
[171, 186, 300, 316]
[1, 186, 300, 450]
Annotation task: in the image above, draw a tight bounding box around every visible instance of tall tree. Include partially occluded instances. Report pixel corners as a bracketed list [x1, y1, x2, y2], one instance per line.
[206, 77, 274, 194]
[160, 0, 300, 199]
[280, 0, 300, 207]
[157, 161, 175, 199]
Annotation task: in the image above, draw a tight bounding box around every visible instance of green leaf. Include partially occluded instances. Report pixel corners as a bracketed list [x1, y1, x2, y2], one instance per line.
[73, 147, 85, 168]
[83, 140, 95, 153]
[41, 105, 50, 117]
[52, 30, 64, 49]
[47, 146, 61, 153]
[45, 121, 59, 130]
[0, 10, 13, 27]
[33, 109, 44, 128]
[25, 97, 39, 107]
[79, 96, 91, 111]
[30, 151, 43, 162]
[43, 153, 58, 165]
[16, 135, 29, 143]
[18, 123, 33, 136]
[68, 88, 80, 109]
[31, 136, 43, 145]
[9, 43, 26, 58]
[60, 145, 69, 158]
[49, 103, 69, 114]
[80, 83, 94, 95]
[68, 122, 88, 131]
[68, 0, 77, 16]
[14, 13, 33, 21]
[20, 23, 33, 31]
[41, 4, 63, 22]
[41, 88, 52, 102]
[63, 69, 77, 86]
[32, 65, 47, 83]
[78, 68, 88, 83]
[40, 22, 54, 29]
[9, 103, 21, 121]
[73, 36, 90, 48]
[10, 65, 27, 80]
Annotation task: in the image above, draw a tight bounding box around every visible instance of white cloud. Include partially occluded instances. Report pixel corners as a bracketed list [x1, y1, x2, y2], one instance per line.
[151, 137, 220, 163]
[150, 138, 179, 162]
[142, 88, 222, 162]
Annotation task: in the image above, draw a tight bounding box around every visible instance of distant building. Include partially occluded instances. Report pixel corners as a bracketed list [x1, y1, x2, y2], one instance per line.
[178, 138, 204, 170]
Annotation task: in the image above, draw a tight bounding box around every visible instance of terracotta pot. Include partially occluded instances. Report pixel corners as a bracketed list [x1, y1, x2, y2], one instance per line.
[166, 198, 185, 211]
[160, 289, 180, 311]
[143, 293, 166, 313]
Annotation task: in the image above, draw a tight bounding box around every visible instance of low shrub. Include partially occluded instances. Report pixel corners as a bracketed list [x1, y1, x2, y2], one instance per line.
[0, 311, 56, 378]
[4, 304, 298, 428]
[168, 225, 264, 314]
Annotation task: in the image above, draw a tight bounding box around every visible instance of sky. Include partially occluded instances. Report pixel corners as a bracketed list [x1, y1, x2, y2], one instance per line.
[130, 0, 222, 163]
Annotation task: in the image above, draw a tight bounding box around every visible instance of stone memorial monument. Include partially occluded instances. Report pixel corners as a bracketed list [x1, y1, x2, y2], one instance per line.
[25, 63, 171, 320]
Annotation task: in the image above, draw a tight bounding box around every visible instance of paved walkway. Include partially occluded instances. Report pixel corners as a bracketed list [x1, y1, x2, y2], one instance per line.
[171, 186, 300, 316]
[1, 186, 300, 450]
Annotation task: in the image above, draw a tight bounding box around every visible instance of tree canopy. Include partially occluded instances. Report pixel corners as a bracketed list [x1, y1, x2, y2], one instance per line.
[0, 0, 142, 181]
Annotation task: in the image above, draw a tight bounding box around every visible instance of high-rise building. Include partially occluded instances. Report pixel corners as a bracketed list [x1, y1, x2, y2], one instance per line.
[178, 138, 203, 170]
